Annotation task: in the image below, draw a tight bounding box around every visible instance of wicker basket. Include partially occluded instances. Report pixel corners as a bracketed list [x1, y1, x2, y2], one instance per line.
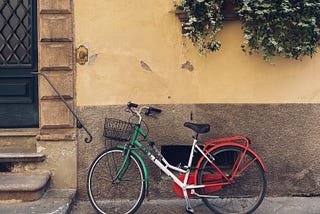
[103, 118, 136, 142]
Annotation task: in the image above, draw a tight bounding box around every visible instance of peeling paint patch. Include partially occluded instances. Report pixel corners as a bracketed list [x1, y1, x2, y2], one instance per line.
[88, 54, 98, 65]
[140, 60, 152, 71]
[181, 61, 194, 71]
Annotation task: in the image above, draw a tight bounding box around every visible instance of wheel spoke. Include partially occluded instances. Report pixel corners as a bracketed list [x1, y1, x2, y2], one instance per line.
[197, 146, 267, 214]
[87, 148, 146, 214]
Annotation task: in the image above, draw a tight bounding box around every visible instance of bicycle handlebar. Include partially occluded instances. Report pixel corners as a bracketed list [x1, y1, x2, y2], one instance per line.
[127, 101, 138, 108]
[147, 107, 162, 114]
[126, 101, 161, 123]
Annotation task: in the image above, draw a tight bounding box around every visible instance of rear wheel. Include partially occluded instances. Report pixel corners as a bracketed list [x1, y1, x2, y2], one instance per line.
[87, 148, 146, 214]
[197, 146, 266, 214]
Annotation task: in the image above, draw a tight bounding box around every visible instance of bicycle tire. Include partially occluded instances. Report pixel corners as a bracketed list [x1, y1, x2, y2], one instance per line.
[87, 147, 146, 214]
[196, 146, 267, 214]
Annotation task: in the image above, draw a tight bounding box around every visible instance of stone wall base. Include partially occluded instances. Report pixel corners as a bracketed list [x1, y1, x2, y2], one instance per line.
[77, 104, 320, 199]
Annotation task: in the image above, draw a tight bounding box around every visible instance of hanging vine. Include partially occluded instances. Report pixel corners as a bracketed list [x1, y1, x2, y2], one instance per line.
[175, 0, 225, 54]
[175, 0, 320, 61]
[237, 0, 320, 60]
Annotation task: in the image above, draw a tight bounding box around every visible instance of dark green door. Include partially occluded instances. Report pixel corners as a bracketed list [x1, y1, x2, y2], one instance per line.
[0, 0, 38, 128]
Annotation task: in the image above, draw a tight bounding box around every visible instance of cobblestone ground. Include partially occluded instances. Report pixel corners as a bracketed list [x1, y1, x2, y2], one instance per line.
[70, 197, 320, 214]
[70, 199, 212, 214]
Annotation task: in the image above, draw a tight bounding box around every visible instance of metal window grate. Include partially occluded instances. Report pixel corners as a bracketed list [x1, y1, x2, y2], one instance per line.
[0, 0, 34, 67]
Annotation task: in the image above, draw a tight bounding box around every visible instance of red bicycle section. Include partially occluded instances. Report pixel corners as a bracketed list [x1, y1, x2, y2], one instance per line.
[172, 136, 265, 198]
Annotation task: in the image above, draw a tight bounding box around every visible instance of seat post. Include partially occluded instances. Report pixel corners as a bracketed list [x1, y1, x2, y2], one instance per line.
[193, 133, 199, 140]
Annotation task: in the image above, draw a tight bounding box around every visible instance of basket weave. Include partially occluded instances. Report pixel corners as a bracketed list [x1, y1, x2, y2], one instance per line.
[103, 118, 136, 142]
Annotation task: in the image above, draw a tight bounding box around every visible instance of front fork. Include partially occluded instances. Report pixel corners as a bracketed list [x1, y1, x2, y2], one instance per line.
[113, 145, 132, 183]
[116, 145, 149, 194]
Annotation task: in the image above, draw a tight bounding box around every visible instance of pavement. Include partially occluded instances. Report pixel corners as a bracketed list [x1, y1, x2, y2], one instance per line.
[70, 197, 320, 214]
[0, 191, 319, 214]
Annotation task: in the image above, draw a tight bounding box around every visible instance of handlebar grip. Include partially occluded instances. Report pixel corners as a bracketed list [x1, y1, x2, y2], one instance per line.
[149, 107, 162, 113]
[127, 102, 138, 108]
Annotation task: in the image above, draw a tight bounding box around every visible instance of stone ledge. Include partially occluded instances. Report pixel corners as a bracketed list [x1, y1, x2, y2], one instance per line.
[40, 9, 71, 14]
[40, 67, 73, 71]
[0, 172, 50, 191]
[0, 129, 39, 137]
[40, 38, 72, 42]
[0, 153, 45, 163]
[0, 171, 51, 201]
[36, 134, 76, 141]
[40, 96, 73, 100]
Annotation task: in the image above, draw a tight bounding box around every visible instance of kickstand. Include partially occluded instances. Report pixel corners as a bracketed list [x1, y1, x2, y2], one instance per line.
[183, 191, 194, 214]
[186, 207, 194, 214]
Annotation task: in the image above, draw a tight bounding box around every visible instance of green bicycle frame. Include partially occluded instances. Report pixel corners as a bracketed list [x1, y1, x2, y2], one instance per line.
[115, 125, 152, 193]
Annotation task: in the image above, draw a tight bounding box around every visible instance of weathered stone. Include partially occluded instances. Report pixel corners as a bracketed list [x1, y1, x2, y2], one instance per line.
[39, 14, 73, 42]
[39, 42, 73, 71]
[39, 71, 74, 99]
[0, 137, 36, 153]
[40, 99, 74, 129]
[39, 0, 72, 13]
[0, 171, 51, 201]
[0, 153, 45, 163]
[0, 189, 75, 214]
[36, 141, 77, 189]
[0, 0, 76, 196]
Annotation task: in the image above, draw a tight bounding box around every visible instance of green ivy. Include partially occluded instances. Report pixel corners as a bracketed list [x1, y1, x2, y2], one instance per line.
[175, 0, 320, 60]
[176, 0, 224, 54]
[237, 0, 320, 60]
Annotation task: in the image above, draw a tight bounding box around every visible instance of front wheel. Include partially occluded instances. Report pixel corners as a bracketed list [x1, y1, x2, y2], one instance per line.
[197, 146, 267, 214]
[87, 147, 146, 214]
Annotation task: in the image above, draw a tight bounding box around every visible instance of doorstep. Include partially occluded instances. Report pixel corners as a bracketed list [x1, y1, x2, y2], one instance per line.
[0, 189, 76, 214]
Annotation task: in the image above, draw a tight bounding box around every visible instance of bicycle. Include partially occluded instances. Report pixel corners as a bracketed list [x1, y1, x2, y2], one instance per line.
[87, 102, 267, 214]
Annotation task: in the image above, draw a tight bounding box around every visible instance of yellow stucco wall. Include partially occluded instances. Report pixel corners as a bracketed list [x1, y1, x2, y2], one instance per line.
[74, 0, 320, 105]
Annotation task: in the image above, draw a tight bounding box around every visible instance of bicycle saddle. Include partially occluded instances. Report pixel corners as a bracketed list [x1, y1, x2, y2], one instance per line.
[184, 122, 210, 134]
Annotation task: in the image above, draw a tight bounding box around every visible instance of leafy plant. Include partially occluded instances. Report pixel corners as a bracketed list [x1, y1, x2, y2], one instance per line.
[175, 0, 225, 54]
[175, 0, 320, 61]
[237, 0, 320, 60]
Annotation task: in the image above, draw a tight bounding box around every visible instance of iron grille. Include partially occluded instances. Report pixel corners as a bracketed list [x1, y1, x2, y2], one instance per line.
[0, 0, 35, 67]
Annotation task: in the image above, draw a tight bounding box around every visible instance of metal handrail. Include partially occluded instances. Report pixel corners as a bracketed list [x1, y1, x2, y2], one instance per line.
[32, 72, 92, 143]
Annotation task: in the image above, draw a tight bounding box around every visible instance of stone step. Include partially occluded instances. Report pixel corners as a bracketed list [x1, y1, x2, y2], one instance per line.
[0, 153, 45, 163]
[0, 128, 38, 153]
[0, 171, 51, 202]
[0, 189, 75, 213]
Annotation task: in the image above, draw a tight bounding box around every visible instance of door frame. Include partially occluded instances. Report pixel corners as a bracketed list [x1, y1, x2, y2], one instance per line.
[36, 0, 76, 139]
